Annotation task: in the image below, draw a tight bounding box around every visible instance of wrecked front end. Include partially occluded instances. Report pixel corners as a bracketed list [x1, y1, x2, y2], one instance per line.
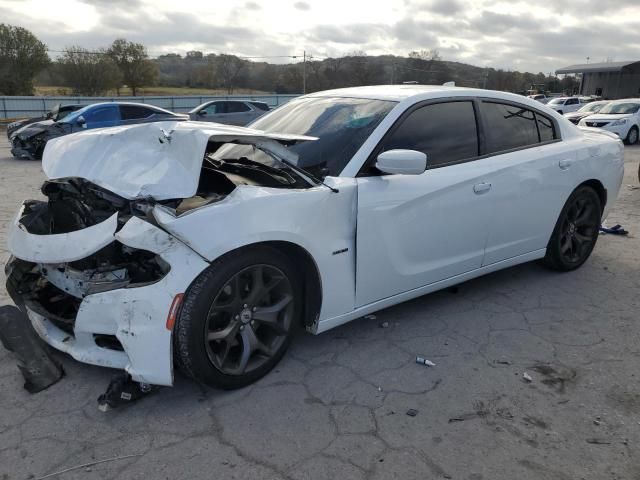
[6, 178, 209, 385]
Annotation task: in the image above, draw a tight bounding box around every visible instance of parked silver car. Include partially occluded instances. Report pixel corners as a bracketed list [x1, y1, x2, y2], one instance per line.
[188, 100, 270, 126]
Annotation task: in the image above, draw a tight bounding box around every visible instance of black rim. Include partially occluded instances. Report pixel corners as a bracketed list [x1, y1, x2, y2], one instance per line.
[204, 264, 293, 375]
[559, 194, 599, 263]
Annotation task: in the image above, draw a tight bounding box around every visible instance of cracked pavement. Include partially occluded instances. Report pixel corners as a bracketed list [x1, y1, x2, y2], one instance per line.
[1, 134, 639, 480]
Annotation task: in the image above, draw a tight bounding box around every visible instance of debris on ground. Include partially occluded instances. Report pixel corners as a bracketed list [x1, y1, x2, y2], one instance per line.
[406, 409, 418, 417]
[97, 373, 157, 411]
[523, 372, 533, 383]
[586, 438, 611, 445]
[495, 359, 512, 365]
[379, 321, 390, 328]
[35, 454, 144, 480]
[364, 314, 377, 320]
[0, 305, 64, 393]
[416, 356, 436, 367]
[599, 224, 629, 235]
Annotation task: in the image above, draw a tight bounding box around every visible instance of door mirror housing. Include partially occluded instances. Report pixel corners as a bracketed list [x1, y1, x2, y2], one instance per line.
[77, 115, 87, 128]
[375, 149, 427, 175]
[198, 110, 207, 116]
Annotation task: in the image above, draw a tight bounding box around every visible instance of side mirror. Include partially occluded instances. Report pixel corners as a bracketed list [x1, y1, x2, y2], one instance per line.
[375, 149, 427, 175]
[198, 110, 207, 116]
[77, 115, 87, 128]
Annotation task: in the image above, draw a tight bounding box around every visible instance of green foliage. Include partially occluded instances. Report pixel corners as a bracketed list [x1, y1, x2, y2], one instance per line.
[0, 24, 49, 95]
[57, 46, 121, 95]
[107, 39, 157, 96]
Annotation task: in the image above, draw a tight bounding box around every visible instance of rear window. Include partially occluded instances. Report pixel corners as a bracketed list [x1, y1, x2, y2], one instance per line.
[224, 102, 251, 113]
[120, 105, 153, 120]
[250, 102, 270, 111]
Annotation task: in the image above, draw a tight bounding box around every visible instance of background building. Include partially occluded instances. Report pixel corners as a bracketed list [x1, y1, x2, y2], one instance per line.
[556, 61, 640, 99]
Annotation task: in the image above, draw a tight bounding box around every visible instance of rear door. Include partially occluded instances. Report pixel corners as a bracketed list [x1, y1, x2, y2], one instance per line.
[220, 101, 255, 125]
[355, 100, 495, 307]
[477, 100, 575, 264]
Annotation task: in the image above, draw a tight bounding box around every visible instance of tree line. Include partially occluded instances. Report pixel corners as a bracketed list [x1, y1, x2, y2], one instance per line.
[0, 23, 579, 97]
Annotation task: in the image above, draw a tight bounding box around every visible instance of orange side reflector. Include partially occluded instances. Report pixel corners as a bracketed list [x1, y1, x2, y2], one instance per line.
[166, 293, 184, 331]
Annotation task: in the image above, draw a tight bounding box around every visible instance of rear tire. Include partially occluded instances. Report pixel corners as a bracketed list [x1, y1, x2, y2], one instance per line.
[625, 126, 638, 145]
[174, 246, 302, 389]
[542, 186, 601, 272]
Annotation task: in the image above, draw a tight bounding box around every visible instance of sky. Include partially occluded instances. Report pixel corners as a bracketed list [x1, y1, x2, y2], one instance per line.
[1, 0, 640, 74]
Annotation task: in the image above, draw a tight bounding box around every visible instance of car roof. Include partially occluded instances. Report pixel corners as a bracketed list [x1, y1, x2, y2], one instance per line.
[607, 98, 640, 104]
[304, 85, 565, 112]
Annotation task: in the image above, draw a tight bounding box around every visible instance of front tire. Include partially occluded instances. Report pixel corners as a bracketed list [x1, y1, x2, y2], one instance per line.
[174, 246, 301, 389]
[542, 186, 601, 272]
[625, 126, 638, 145]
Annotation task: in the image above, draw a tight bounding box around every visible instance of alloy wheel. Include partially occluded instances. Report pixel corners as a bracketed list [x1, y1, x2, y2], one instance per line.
[559, 195, 600, 264]
[204, 264, 294, 375]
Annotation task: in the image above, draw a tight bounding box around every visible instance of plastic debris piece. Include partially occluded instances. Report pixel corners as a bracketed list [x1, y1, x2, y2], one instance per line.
[523, 372, 533, 382]
[416, 356, 436, 367]
[379, 321, 389, 328]
[599, 224, 629, 235]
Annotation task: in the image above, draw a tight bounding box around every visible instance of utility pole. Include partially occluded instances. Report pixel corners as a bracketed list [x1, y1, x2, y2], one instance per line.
[303, 50, 307, 94]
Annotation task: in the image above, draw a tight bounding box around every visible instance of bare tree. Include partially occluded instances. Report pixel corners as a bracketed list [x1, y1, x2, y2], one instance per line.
[214, 54, 246, 94]
[57, 46, 121, 95]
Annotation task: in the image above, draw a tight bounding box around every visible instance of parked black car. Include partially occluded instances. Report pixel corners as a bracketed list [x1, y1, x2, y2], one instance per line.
[10, 102, 188, 160]
[6, 104, 83, 139]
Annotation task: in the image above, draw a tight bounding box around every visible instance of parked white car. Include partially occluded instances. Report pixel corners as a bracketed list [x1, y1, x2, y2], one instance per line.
[578, 99, 640, 145]
[546, 96, 588, 114]
[5, 86, 624, 390]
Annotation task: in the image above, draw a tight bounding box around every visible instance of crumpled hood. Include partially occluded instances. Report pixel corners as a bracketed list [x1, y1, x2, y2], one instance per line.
[42, 121, 317, 201]
[14, 119, 54, 139]
[582, 113, 633, 122]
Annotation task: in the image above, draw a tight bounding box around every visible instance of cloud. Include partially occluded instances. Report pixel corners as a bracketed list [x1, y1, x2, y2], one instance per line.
[293, 1, 310, 10]
[244, 1, 261, 9]
[1, 0, 640, 74]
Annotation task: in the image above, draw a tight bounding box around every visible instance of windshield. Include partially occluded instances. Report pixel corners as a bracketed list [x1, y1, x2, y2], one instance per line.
[579, 102, 606, 113]
[213, 97, 396, 178]
[598, 102, 640, 115]
[548, 98, 565, 105]
[60, 104, 94, 123]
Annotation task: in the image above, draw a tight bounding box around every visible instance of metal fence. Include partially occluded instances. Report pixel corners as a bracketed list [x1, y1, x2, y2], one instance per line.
[0, 94, 300, 120]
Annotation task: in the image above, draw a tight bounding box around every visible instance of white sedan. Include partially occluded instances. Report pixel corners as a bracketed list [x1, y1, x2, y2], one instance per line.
[5, 86, 624, 389]
[578, 99, 640, 145]
[546, 96, 592, 114]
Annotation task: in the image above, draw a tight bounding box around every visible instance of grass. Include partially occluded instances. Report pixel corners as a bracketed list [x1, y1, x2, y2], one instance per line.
[32, 86, 273, 96]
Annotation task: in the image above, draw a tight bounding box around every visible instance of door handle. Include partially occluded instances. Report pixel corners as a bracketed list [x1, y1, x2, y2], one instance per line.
[473, 182, 492, 194]
[558, 159, 573, 170]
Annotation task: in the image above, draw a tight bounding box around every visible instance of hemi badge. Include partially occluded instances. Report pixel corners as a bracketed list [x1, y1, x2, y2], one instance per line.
[332, 248, 348, 255]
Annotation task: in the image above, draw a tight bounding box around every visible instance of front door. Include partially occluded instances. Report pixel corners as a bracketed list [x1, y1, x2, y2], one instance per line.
[355, 100, 495, 307]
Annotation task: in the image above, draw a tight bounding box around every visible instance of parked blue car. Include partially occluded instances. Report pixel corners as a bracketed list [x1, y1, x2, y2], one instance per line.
[10, 102, 188, 160]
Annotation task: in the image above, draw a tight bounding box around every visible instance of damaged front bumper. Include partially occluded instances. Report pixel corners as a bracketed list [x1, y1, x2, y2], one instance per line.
[6, 201, 208, 386]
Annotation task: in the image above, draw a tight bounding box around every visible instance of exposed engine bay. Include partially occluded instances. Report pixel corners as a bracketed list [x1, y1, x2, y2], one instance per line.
[6, 140, 311, 337]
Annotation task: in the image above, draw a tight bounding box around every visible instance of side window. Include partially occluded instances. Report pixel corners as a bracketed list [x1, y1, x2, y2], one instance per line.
[250, 102, 270, 111]
[84, 106, 118, 124]
[201, 102, 222, 115]
[566, 98, 578, 105]
[225, 102, 251, 113]
[482, 102, 539, 153]
[120, 105, 153, 120]
[536, 113, 556, 142]
[378, 101, 478, 169]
